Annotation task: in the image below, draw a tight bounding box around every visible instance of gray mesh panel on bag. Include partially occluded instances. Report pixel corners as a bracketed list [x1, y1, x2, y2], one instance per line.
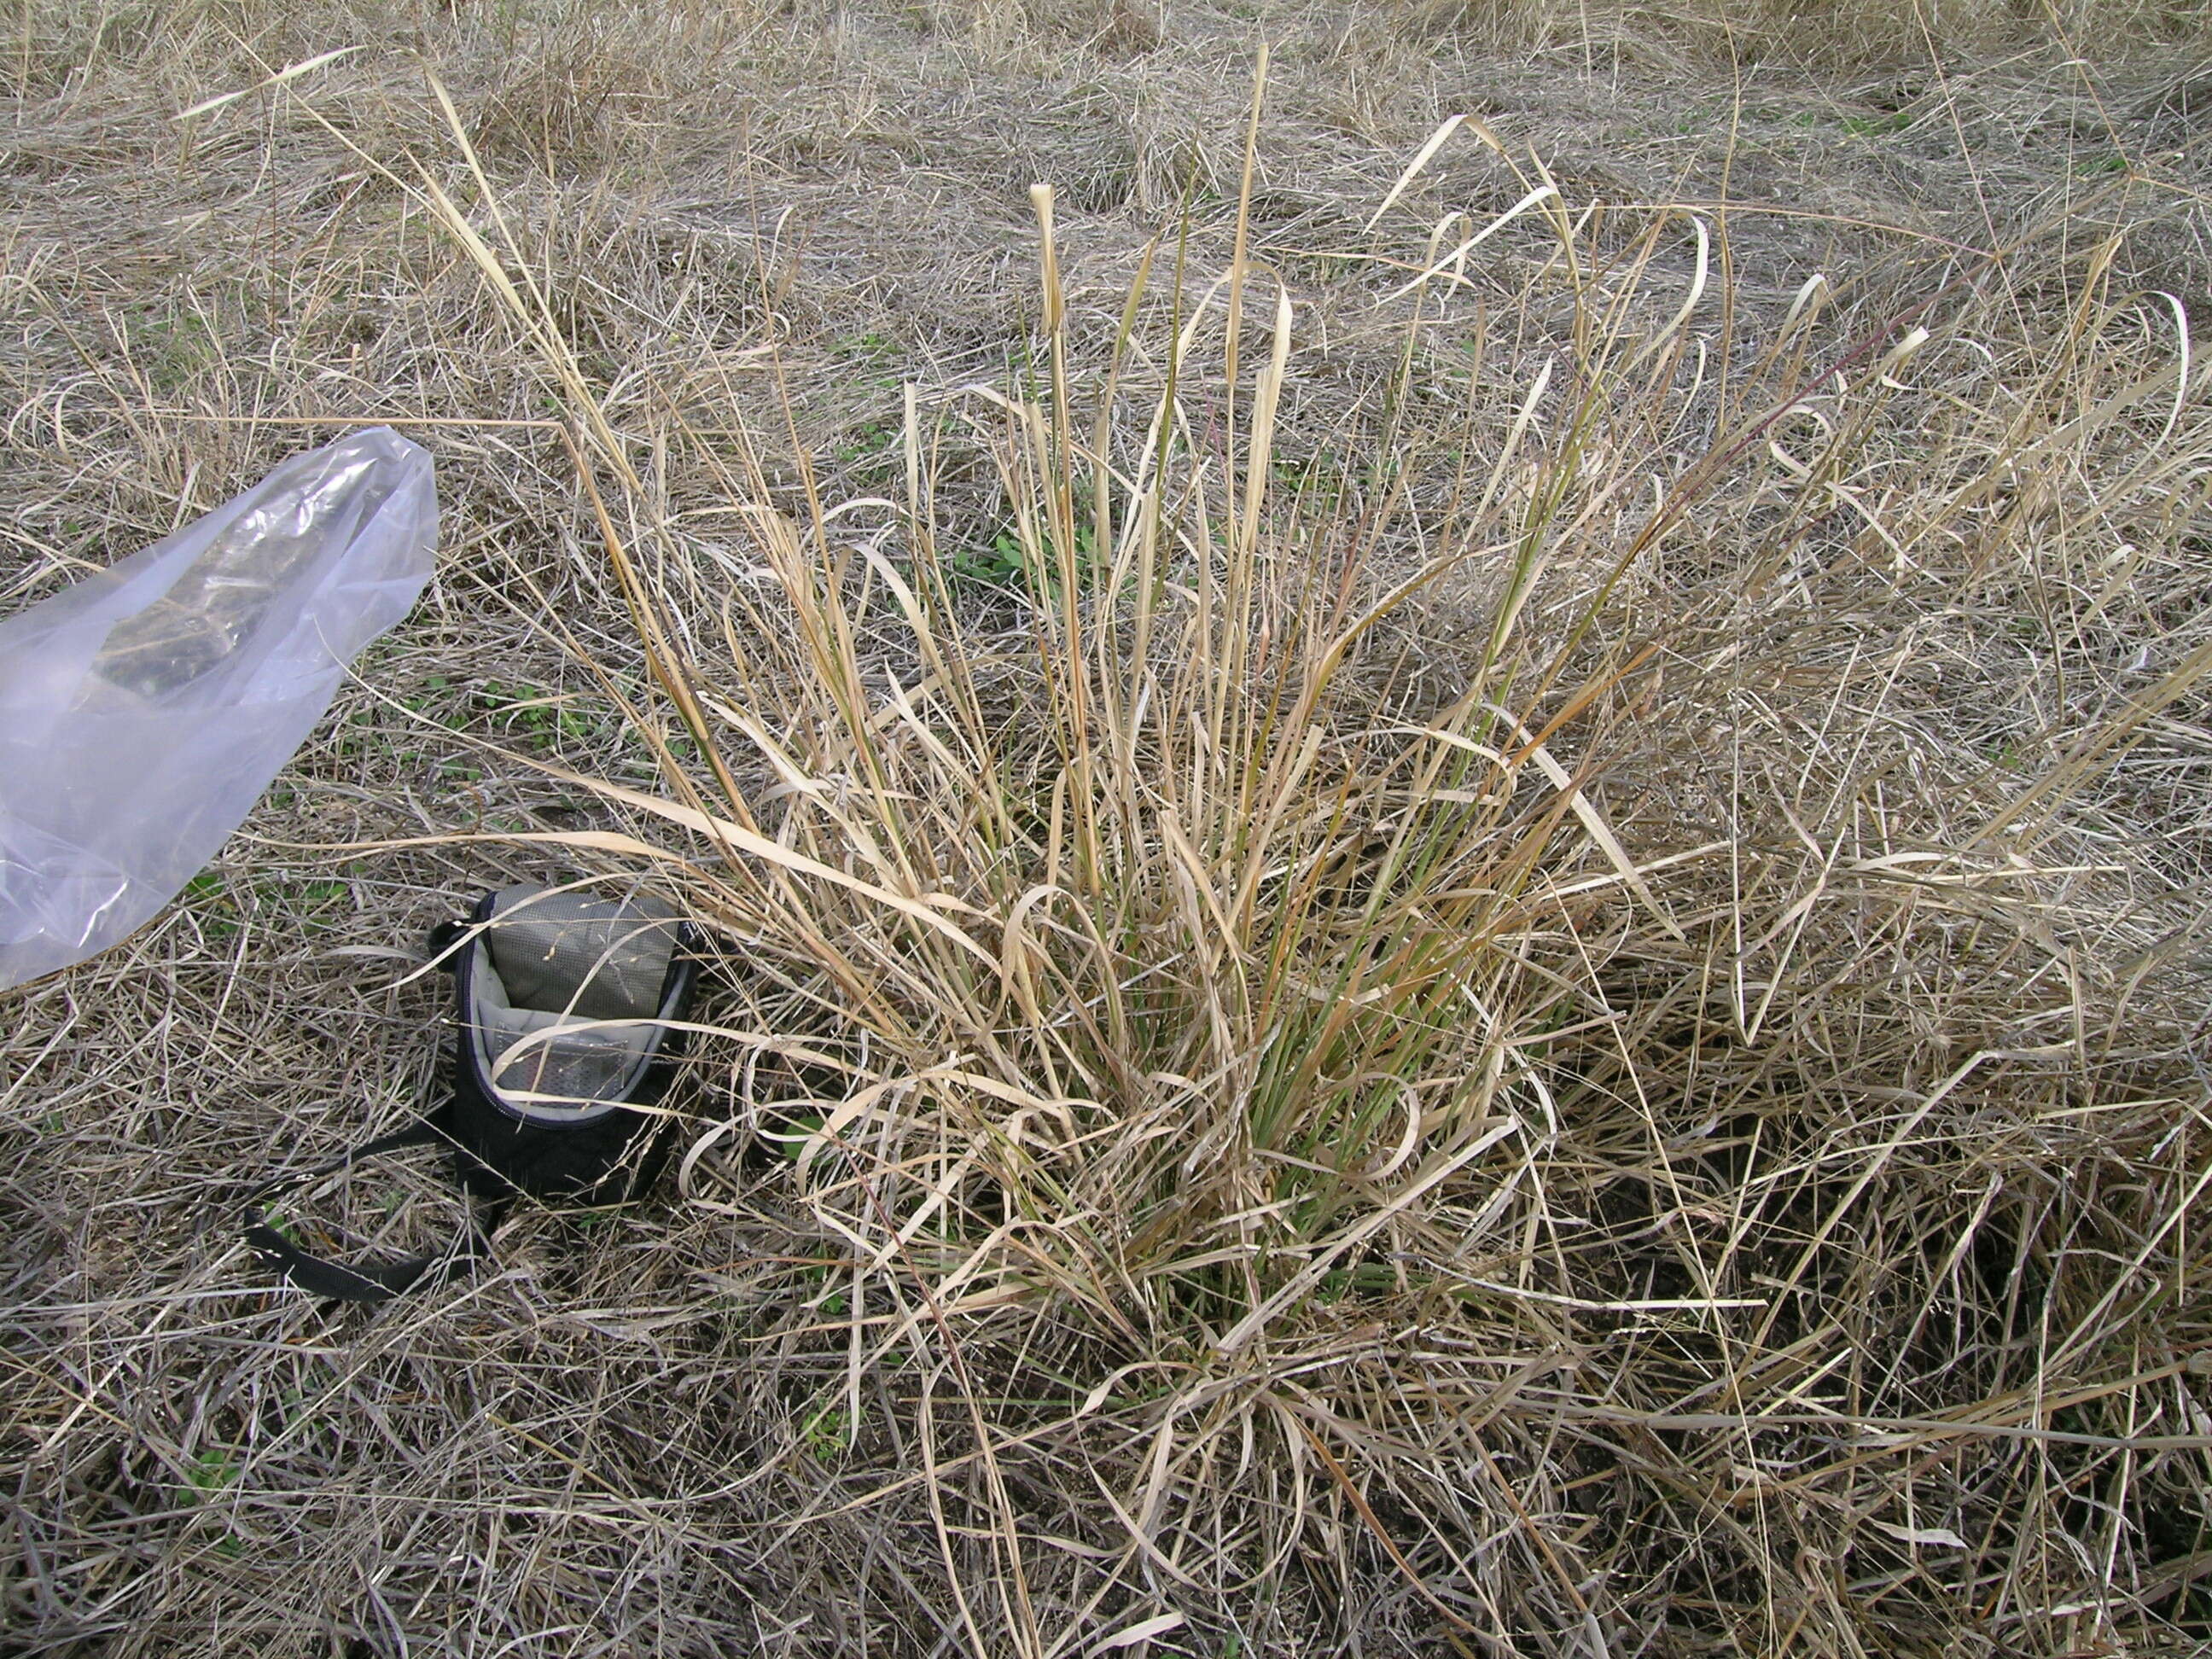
[469, 884, 682, 1121]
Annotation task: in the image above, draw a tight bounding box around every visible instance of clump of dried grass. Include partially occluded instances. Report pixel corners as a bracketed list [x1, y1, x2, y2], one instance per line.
[393, 65, 2212, 1652]
[3, 6, 2212, 1657]
[1393, 0, 2211, 65]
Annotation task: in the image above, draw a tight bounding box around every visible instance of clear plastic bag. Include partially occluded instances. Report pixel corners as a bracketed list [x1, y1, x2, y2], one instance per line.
[0, 428, 437, 989]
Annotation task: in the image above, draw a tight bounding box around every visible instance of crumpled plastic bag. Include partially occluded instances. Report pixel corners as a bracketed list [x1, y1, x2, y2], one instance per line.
[0, 428, 437, 990]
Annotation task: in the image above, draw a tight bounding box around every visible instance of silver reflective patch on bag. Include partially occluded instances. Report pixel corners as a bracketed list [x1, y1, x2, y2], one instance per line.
[464, 885, 686, 1122]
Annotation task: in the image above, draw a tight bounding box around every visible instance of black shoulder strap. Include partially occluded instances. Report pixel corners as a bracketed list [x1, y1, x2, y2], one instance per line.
[239, 1112, 504, 1305]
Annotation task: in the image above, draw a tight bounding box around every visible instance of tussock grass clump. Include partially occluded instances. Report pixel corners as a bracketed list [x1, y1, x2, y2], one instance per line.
[402, 79, 2212, 1650]
[3, 8, 2212, 1656]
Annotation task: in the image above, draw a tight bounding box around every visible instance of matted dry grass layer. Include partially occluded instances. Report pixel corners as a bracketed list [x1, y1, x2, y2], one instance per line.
[3, 3, 2211, 1656]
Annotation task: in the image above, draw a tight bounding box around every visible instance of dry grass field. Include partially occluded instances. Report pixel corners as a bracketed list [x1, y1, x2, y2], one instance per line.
[4, 2, 2212, 1654]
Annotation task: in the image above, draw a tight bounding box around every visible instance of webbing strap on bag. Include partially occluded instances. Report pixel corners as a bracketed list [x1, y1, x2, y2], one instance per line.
[239, 1112, 504, 1304]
